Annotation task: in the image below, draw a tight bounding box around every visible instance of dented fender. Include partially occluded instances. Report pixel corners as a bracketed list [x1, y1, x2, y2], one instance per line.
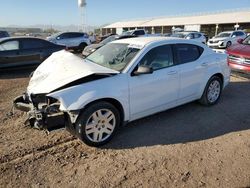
[47, 74, 130, 121]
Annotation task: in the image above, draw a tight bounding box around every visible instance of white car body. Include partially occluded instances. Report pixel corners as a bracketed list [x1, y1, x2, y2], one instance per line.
[14, 37, 230, 145]
[207, 31, 246, 49]
[172, 32, 206, 43]
[47, 32, 91, 49]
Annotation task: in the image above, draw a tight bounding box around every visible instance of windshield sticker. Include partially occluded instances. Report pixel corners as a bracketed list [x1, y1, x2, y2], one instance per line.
[128, 44, 144, 49]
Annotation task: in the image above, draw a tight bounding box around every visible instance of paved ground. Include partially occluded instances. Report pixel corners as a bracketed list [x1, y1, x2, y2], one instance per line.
[0, 68, 249, 188]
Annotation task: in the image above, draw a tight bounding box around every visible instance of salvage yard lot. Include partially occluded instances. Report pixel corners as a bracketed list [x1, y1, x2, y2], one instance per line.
[0, 69, 249, 188]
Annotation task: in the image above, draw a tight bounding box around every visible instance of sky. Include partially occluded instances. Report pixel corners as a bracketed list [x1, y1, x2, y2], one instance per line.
[1, 0, 250, 27]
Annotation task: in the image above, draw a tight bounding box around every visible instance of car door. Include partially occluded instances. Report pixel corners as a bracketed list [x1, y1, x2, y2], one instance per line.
[128, 44, 179, 120]
[19, 38, 43, 65]
[173, 43, 206, 104]
[0, 39, 22, 68]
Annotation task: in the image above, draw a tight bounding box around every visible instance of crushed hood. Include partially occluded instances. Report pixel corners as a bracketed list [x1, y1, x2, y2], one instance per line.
[27, 50, 119, 94]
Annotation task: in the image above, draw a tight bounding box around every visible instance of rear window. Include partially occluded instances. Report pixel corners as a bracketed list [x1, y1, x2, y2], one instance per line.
[21, 39, 49, 49]
[174, 44, 204, 64]
[0, 40, 19, 51]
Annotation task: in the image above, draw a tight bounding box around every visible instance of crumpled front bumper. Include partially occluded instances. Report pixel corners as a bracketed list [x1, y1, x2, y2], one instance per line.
[13, 94, 66, 131]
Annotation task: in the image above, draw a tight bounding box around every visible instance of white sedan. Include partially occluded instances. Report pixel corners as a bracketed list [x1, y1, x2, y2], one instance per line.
[207, 31, 246, 49]
[14, 37, 230, 146]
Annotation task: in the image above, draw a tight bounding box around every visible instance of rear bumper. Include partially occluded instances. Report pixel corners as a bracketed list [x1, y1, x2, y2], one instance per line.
[13, 95, 66, 131]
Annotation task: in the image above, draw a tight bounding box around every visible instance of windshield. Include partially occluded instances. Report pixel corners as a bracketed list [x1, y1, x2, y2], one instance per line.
[100, 35, 117, 45]
[243, 35, 250, 45]
[121, 31, 133, 36]
[215, 32, 231, 38]
[86, 43, 140, 71]
[171, 33, 187, 38]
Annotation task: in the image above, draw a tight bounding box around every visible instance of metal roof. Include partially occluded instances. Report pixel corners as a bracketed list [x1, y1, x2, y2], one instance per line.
[103, 9, 250, 28]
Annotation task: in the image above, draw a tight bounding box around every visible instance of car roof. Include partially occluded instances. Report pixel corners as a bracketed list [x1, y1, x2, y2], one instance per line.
[111, 36, 191, 47]
[0, 36, 46, 42]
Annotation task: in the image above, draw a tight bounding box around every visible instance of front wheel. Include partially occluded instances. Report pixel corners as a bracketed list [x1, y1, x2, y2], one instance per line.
[199, 76, 222, 106]
[75, 101, 120, 147]
[226, 41, 232, 48]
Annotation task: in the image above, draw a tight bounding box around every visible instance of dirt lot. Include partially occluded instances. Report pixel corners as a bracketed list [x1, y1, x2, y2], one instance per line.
[0, 68, 249, 188]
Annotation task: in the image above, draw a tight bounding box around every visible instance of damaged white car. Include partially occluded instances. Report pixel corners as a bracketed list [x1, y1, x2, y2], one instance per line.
[14, 37, 230, 146]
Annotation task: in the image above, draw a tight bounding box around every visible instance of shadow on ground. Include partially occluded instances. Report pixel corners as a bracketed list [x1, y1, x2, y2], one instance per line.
[104, 81, 250, 149]
[0, 66, 37, 79]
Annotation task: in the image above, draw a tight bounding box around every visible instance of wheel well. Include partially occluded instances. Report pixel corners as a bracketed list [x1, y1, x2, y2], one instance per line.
[212, 73, 224, 85]
[79, 42, 87, 47]
[82, 98, 125, 122]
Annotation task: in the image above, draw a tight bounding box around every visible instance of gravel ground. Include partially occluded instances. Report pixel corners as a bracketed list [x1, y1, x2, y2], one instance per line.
[0, 68, 249, 188]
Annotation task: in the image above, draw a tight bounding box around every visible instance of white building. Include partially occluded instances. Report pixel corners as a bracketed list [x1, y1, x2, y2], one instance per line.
[102, 9, 250, 37]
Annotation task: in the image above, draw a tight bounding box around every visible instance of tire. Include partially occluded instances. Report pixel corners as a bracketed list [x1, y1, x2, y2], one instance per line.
[75, 101, 120, 147]
[226, 41, 232, 48]
[199, 76, 222, 106]
[78, 43, 87, 52]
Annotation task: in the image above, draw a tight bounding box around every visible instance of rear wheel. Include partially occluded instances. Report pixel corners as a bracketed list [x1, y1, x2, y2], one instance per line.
[75, 101, 120, 147]
[226, 41, 232, 48]
[78, 42, 87, 52]
[199, 76, 222, 106]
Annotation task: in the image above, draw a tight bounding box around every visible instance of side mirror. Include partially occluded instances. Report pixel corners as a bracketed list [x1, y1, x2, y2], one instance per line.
[232, 35, 236, 38]
[133, 65, 153, 76]
[56, 37, 61, 40]
[237, 38, 244, 44]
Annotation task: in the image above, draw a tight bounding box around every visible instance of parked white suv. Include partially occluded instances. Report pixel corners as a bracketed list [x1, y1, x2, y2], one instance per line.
[207, 31, 246, 49]
[14, 37, 230, 146]
[171, 31, 206, 43]
[47, 32, 91, 51]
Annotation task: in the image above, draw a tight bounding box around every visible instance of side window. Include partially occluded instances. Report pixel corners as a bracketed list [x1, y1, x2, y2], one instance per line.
[22, 39, 44, 49]
[58, 33, 70, 39]
[174, 44, 203, 64]
[194, 33, 201, 38]
[0, 40, 19, 51]
[134, 30, 145, 36]
[236, 32, 244, 36]
[139, 45, 174, 70]
[69, 33, 83, 38]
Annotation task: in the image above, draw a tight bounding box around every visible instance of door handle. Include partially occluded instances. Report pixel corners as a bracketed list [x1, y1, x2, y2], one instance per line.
[167, 70, 177, 75]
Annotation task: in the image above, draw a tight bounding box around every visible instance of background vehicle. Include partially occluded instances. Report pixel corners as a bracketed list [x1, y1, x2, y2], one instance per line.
[0, 31, 10, 38]
[47, 32, 90, 51]
[207, 31, 246, 49]
[98, 33, 116, 42]
[121, 29, 146, 36]
[171, 31, 206, 43]
[227, 36, 250, 73]
[0, 37, 65, 69]
[14, 37, 230, 146]
[82, 34, 137, 57]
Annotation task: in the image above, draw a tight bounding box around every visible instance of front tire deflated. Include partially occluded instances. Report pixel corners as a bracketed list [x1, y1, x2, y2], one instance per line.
[75, 101, 121, 147]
